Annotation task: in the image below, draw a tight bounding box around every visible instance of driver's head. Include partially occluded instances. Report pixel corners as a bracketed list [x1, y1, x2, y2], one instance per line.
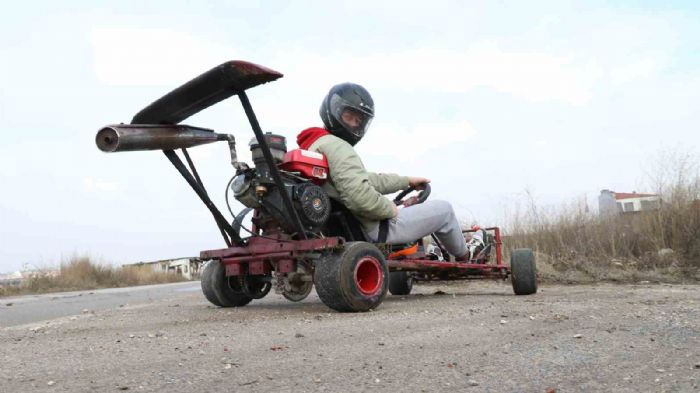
[319, 82, 374, 146]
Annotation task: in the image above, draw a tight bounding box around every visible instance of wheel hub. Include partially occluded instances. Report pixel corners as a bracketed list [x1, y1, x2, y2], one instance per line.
[354, 256, 383, 296]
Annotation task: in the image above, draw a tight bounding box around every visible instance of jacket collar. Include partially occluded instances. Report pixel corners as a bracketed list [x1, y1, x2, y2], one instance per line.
[297, 127, 331, 149]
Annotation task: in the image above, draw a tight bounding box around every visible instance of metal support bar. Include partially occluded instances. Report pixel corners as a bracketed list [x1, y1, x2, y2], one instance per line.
[180, 147, 232, 244]
[238, 91, 308, 240]
[181, 148, 205, 192]
[163, 150, 242, 246]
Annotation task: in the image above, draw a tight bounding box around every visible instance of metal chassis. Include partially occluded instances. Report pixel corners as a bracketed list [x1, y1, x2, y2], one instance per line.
[200, 227, 510, 280]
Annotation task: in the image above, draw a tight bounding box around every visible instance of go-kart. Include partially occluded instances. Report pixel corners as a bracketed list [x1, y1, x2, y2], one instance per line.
[95, 60, 537, 312]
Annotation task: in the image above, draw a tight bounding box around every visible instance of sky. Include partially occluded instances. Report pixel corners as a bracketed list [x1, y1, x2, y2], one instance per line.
[0, 1, 698, 272]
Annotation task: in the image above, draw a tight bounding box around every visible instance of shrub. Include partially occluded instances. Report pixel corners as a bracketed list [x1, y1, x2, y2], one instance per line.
[503, 148, 699, 283]
[1, 255, 185, 297]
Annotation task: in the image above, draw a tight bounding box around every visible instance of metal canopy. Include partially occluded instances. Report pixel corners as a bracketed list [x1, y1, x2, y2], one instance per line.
[120, 60, 306, 247]
[131, 61, 283, 125]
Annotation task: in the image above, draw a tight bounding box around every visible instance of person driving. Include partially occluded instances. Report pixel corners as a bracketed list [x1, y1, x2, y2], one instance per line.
[296, 82, 470, 261]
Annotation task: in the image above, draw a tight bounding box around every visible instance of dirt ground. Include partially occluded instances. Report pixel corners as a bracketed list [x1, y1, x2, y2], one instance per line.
[1, 281, 699, 392]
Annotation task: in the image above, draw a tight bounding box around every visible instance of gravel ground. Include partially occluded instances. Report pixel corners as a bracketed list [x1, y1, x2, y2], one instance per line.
[1, 281, 699, 392]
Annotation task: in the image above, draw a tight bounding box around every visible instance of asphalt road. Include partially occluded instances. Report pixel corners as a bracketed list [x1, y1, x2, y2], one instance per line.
[0, 281, 200, 327]
[1, 281, 699, 392]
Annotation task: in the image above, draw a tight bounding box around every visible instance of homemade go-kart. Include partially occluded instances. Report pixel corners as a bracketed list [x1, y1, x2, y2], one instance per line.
[96, 60, 537, 312]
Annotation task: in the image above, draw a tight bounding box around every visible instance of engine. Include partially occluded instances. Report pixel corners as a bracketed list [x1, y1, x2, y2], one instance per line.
[230, 133, 331, 235]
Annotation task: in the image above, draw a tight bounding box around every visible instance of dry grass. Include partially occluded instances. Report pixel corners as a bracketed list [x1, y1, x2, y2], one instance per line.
[0, 255, 185, 298]
[504, 148, 700, 284]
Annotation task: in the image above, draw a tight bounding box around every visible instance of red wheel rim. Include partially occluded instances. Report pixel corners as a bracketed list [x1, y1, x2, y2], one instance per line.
[354, 256, 383, 296]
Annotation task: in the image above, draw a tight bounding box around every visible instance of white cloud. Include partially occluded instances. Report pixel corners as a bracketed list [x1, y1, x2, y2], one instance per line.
[609, 59, 659, 85]
[90, 28, 597, 105]
[359, 121, 478, 162]
[280, 43, 598, 105]
[89, 28, 235, 86]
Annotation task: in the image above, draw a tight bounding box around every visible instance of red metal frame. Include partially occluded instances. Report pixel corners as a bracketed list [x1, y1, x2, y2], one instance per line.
[385, 226, 508, 278]
[200, 226, 508, 279]
[201, 236, 341, 259]
[202, 236, 342, 276]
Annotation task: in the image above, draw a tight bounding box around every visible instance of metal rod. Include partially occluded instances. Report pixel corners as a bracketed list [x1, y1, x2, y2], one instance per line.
[494, 227, 503, 267]
[431, 233, 449, 259]
[181, 148, 205, 193]
[179, 148, 232, 243]
[238, 92, 308, 240]
[163, 150, 241, 247]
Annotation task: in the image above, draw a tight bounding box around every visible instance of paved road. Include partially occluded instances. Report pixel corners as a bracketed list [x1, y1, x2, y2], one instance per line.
[0, 281, 200, 327]
[1, 281, 698, 392]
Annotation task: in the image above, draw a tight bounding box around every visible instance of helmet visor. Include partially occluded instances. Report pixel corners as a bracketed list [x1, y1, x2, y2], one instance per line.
[329, 93, 374, 139]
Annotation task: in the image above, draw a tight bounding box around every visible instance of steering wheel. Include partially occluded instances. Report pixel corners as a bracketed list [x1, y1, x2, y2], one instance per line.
[393, 183, 431, 206]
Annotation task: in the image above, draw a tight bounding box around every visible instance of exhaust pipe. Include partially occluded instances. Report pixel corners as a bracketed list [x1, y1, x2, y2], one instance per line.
[96, 124, 228, 152]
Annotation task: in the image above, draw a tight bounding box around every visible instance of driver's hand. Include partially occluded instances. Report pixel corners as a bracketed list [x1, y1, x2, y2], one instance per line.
[390, 203, 399, 218]
[402, 196, 420, 207]
[408, 176, 431, 190]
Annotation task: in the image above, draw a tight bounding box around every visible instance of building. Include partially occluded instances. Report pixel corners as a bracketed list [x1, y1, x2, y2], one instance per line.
[599, 189, 661, 215]
[0, 268, 59, 286]
[0, 271, 23, 286]
[123, 257, 203, 280]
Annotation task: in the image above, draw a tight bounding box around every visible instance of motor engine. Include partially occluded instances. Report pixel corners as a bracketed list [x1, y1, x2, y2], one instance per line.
[230, 132, 331, 235]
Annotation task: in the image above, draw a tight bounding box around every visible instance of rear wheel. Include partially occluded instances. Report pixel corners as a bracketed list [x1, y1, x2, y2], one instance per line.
[201, 260, 223, 307]
[314, 242, 388, 312]
[388, 271, 413, 295]
[511, 248, 537, 295]
[202, 260, 253, 307]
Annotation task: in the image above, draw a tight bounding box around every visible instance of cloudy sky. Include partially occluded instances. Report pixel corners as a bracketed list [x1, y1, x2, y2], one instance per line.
[0, 1, 698, 272]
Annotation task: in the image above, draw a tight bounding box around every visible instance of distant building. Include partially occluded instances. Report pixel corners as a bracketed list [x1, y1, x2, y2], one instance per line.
[0, 271, 23, 286]
[123, 257, 203, 280]
[599, 189, 661, 215]
[0, 268, 58, 286]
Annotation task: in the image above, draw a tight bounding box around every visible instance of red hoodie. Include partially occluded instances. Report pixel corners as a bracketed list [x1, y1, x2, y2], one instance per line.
[297, 127, 331, 150]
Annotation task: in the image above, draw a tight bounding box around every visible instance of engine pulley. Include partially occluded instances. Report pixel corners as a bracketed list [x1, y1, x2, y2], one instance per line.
[295, 183, 331, 228]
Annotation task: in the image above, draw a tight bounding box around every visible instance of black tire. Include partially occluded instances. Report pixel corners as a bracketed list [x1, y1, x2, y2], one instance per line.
[205, 260, 253, 307]
[511, 248, 537, 295]
[282, 285, 312, 302]
[201, 260, 223, 307]
[388, 271, 413, 295]
[314, 242, 389, 312]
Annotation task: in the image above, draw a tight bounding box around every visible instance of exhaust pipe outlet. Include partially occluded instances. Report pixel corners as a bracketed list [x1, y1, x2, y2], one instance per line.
[96, 124, 227, 152]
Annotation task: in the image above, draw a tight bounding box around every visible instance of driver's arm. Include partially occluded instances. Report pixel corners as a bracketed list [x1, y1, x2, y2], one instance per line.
[367, 172, 410, 195]
[316, 140, 398, 220]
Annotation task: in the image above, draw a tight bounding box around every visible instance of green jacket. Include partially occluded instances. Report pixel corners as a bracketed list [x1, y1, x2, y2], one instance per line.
[308, 134, 409, 234]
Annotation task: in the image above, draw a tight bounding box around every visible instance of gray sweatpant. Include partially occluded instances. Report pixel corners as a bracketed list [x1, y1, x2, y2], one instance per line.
[366, 200, 468, 258]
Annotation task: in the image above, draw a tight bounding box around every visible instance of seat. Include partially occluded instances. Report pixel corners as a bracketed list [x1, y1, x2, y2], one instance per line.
[323, 199, 369, 242]
[323, 200, 421, 253]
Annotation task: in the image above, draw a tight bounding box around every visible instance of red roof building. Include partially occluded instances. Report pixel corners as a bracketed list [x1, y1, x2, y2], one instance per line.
[599, 190, 660, 215]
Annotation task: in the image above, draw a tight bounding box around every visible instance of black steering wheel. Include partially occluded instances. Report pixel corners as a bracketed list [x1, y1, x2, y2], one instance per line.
[393, 183, 431, 206]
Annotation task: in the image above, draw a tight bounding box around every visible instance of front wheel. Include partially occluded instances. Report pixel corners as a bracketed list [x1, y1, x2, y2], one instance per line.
[314, 242, 389, 312]
[510, 248, 537, 295]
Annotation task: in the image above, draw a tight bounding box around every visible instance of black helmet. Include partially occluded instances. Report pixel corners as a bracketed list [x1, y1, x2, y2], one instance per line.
[319, 83, 374, 146]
